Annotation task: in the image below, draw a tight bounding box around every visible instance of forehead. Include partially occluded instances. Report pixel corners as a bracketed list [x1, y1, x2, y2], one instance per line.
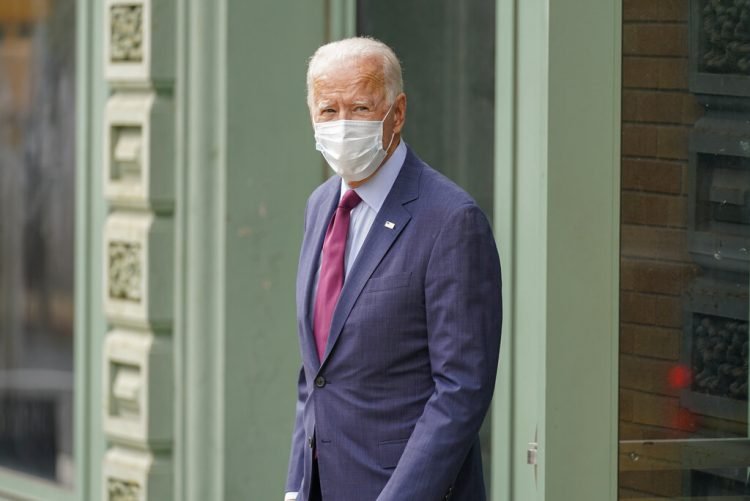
[311, 56, 385, 104]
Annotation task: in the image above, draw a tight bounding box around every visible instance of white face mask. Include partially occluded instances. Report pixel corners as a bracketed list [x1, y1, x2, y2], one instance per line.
[314, 106, 395, 183]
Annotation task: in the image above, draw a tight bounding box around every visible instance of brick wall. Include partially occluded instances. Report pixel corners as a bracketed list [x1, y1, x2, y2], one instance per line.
[619, 0, 702, 497]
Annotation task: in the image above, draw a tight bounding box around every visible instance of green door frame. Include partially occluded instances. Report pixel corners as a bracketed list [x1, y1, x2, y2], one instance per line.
[492, 0, 622, 499]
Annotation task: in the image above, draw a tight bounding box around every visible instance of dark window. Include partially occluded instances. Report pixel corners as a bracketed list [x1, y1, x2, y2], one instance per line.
[357, 0, 496, 222]
[0, 0, 76, 486]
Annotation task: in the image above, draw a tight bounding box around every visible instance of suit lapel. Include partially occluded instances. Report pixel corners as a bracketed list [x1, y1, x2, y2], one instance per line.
[320, 153, 422, 366]
[300, 178, 340, 371]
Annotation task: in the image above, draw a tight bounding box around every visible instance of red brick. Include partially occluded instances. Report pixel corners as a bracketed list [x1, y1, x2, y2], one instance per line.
[620, 389, 681, 428]
[620, 354, 679, 396]
[621, 159, 684, 194]
[623, 0, 688, 22]
[619, 421, 690, 440]
[621, 224, 691, 262]
[620, 324, 681, 360]
[622, 124, 658, 157]
[620, 291, 683, 328]
[623, 24, 688, 57]
[619, 470, 683, 498]
[623, 57, 689, 90]
[622, 90, 702, 125]
[620, 258, 696, 294]
[621, 192, 687, 227]
[657, 126, 689, 160]
[623, 125, 690, 161]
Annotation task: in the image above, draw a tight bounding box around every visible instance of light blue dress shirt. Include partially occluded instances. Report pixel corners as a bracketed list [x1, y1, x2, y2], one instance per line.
[340, 139, 407, 276]
[311, 140, 407, 295]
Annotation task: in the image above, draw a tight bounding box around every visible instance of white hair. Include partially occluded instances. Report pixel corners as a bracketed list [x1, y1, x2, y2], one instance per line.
[306, 37, 403, 111]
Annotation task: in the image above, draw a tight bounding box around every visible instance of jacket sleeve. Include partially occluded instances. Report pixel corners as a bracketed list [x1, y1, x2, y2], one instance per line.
[285, 365, 308, 492]
[286, 197, 312, 493]
[377, 203, 502, 500]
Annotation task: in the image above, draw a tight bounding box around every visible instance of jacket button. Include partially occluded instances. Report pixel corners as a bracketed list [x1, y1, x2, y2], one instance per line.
[315, 376, 326, 388]
[307, 437, 313, 448]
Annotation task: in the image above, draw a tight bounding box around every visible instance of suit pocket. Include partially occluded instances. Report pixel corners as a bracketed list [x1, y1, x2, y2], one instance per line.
[363, 272, 411, 293]
[377, 438, 409, 469]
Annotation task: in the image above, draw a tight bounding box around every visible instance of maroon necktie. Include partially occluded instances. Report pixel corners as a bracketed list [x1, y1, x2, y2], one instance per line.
[313, 189, 362, 361]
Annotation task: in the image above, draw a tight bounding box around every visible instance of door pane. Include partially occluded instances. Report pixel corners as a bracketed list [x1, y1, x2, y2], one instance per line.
[0, 0, 76, 486]
[356, 0, 495, 221]
[619, 0, 750, 498]
[356, 0, 496, 490]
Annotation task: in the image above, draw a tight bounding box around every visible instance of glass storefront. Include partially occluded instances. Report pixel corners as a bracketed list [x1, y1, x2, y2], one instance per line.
[619, 0, 750, 497]
[0, 0, 76, 486]
[357, 0, 496, 490]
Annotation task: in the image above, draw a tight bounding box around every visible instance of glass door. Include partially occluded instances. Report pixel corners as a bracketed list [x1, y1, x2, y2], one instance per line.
[356, 0, 496, 490]
[619, 0, 750, 498]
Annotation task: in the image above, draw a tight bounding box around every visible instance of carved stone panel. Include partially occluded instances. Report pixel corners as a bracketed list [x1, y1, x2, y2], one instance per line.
[104, 213, 174, 327]
[104, 330, 173, 447]
[105, 0, 175, 85]
[104, 447, 172, 501]
[110, 4, 144, 63]
[109, 241, 143, 303]
[104, 92, 175, 210]
[108, 477, 141, 501]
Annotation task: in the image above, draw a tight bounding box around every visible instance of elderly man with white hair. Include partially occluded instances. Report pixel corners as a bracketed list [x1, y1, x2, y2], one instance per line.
[286, 37, 502, 501]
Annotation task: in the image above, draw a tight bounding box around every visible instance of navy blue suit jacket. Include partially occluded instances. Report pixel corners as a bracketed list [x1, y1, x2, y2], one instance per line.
[287, 145, 502, 500]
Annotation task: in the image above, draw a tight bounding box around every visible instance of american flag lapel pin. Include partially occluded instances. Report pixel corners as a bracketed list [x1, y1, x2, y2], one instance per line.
[384, 221, 395, 230]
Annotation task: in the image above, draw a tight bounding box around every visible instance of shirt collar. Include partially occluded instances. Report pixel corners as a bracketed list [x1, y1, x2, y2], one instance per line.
[341, 139, 407, 212]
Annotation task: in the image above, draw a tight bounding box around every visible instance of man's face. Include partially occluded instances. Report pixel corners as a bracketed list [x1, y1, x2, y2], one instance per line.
[310, 56, 405, 152]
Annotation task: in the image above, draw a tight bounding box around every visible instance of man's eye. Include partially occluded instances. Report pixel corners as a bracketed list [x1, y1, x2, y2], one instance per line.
[354, 106, 369, 112]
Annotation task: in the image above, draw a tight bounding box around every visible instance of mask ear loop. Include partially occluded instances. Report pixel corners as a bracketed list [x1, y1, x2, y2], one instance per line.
[381, 102, 397, 152]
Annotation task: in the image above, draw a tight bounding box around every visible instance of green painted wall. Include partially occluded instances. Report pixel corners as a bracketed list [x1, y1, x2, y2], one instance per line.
[222, 1, 326, 498]
[174, 1, 327, 500]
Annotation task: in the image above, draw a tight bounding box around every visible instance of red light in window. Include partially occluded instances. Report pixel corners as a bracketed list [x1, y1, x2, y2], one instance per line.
[668, 365, 692, 389]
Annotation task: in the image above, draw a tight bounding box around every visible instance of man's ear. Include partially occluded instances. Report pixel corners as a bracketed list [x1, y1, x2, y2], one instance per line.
[393, 93, 407, 134]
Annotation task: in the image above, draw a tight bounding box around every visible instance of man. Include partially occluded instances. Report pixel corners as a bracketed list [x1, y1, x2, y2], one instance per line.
[286, 37, 502, 501]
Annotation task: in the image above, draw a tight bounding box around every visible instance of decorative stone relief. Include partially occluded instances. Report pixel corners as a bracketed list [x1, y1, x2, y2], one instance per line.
[108, 478, 141, 501]
[110, 360, 142, 419]
[110, 5, 144, 63]
[104, 93, 174, 210]
[105, 0, 176, 84]
[103, 1, 176, 497]
[104, 213, 174, 327]
[104, 330, 173, 446]
[104, 447, 173, 500]
[111, 125, 143, 184]
[109, 241, 142, 303]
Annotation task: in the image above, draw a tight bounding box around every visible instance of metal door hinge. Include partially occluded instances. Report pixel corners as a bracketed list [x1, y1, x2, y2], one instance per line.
[527, 442, 538, 465]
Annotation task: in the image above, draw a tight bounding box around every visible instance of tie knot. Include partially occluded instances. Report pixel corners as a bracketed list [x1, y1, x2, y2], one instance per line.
[339, 189, 362, 211]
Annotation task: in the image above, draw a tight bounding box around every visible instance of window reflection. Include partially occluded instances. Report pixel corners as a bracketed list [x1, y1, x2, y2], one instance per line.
[0, 0, 76, 486]
[620, 0, 750, 498]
